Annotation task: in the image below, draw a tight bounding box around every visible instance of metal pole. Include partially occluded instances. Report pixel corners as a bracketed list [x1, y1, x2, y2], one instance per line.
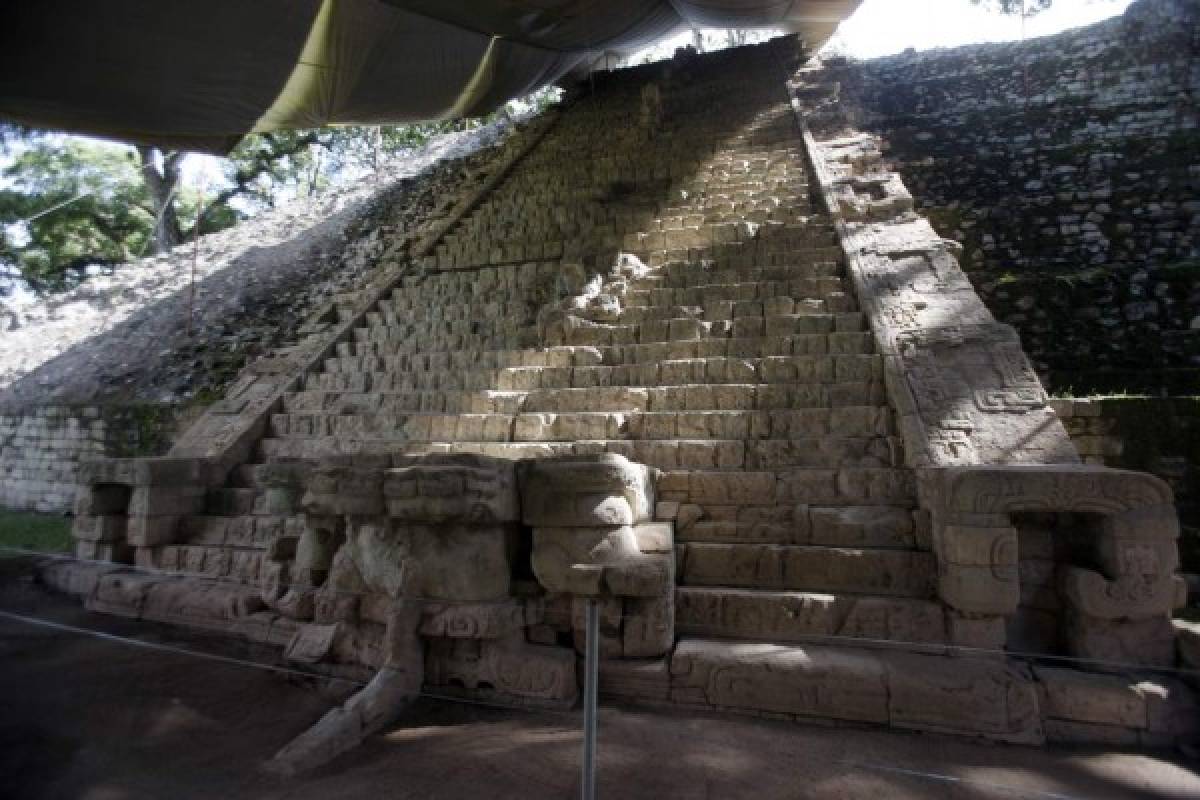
[581, 598, 599, 800]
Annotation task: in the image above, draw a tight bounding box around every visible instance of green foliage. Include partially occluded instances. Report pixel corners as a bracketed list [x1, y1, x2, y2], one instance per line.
[221, 121, 459, 209]
[0, 139, 156, 290]
[0, 87, 557, 294]
[0, 510, 72, 555]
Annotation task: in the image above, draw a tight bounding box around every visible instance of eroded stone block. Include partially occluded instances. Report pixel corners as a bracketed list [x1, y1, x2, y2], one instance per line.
[520, 454, 655, 526]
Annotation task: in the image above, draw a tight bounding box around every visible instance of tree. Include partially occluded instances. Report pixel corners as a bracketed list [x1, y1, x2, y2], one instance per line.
[0, 120, 462, 291]
[1, 139, 161, 289]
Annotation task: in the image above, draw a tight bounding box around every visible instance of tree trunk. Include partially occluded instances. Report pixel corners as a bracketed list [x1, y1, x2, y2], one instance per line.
[137, 146, 184, 254]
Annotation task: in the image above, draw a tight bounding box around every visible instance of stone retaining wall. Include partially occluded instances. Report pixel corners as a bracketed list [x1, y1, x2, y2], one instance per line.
[847, 0, 1199, 394]
[1054, 395, 1200, 570]
[0, 405, 176, 513]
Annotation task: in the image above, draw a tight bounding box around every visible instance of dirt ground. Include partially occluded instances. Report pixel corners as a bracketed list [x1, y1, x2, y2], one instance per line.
[2, 560, 1199, 800]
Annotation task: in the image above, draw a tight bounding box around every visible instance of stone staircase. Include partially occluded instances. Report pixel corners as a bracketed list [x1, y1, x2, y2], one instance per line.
[196, 45, 933, 661]
[54, 38, 1195, 748]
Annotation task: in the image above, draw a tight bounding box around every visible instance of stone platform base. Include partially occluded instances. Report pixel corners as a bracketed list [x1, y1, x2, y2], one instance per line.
[38, 561, 575, 710]
[38, 560, 1198, 748]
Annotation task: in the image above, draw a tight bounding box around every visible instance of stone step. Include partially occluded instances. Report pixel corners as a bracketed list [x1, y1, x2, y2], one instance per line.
[656, 468, 916, 507]
[592, 297, 859, 327]
[561, 313, 868, 347]
[668, 638, 1043, 743]
[674, 588, 948, 645]
[150, 539, 269, 585]
[676, 542, 936, 598]
[340, 332, 874, 365]
[256, 436, 901, 470]
[282, 380, 887, 415]
[654, 262, 843, 288]
[269, 408, 895, 442]
[178, 514, 293, 549]
[431, 234, 841, 272]
[675, 504, 918, 548]
[377, 295, 857, 328]
[349, 328, 536, 353]
[622, 280, 850, 308]
[447, 205, 817, 244]
[307, 353, 882, 393]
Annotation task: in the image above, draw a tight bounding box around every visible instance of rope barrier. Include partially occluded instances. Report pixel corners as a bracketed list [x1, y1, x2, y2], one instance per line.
[3, 544, 1197, 678]
[0, 606, 1127, 799]
[0, 607, 580, 718]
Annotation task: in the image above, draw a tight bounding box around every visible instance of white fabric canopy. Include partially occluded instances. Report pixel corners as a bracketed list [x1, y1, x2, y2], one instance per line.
[0, 0, 861, 152]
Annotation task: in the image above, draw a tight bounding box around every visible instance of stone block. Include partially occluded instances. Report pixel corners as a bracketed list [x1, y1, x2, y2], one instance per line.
[946, 612, 1006, 649]
[1059, 566, 1181, 619]
[810, 506, 914, 548]
[623, 592, 675, 658]
[939, 563, 1019, 615]
[670, 639, 890, 723]
[426, 638, 578, 707]
[383, 455, 518, 523]
[689, 471, 776, 505]
[886, 654, 1043, 744]
[1035, 666, 1146, 728]
[39, 561, 120, 598]
[532, 526, 671, 598]
[87, 571, 161, 618]
[303, 466, 384, 516]
[1065, 612, 1176, 668]
[520, 455, 655, 527]
[937, 524, 1018, 568]
[419, 600, 531, 639]
[599, 658, 672, 702]
[1139, 678, 1200, 741]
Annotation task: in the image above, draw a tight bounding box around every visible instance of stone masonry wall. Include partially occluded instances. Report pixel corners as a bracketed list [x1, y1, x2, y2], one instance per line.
[0, 405, 176, 513]
[1054, 395, 1200, 570]
[845, 0, 1199, 394]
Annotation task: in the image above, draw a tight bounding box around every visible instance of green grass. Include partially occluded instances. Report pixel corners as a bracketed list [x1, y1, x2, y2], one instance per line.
[0, 510, 73, 556]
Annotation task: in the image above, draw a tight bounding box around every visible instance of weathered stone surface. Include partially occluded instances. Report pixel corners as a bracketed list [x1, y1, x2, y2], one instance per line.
[324, 520, 517, 603]
[676, 587, 947, 645]
[532, 526, 671, 598]
[29, 26, 1197, 752]
[670, 638, 890, 723]
[934, 466, 1173, 516]
[885, 653, 1044, 744]
[1034, 667, 1147, 728]
[383, 454, 518, 523]
[1065, 612, 1177, 668]
[1059, 567, 1183, 620]
[599, 657, 672, 702]
[425, 637, 578, 707]
[520, 455, 656, 527]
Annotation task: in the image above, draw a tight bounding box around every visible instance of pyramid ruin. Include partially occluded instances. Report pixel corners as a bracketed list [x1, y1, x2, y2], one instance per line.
[38, 32, 1195, 765]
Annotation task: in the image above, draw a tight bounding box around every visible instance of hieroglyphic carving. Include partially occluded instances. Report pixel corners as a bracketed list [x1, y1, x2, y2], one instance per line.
[804, 117, 1076, 468]
[928, 466, 1183, 664]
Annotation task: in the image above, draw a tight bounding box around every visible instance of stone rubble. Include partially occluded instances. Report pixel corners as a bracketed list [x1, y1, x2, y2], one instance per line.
[0, 121, 518, 408]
